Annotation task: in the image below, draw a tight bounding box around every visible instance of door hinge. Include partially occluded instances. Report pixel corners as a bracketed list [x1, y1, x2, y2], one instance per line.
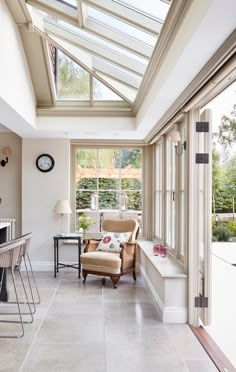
[195, 295, 208, 308]
[196, 121, 209, 132]
[195, 153, 209, 164]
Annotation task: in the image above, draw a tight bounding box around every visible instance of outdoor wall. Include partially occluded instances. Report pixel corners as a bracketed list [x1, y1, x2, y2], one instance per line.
[0, 0, 36, 132]
[0, 132, 22, 237]
[22, 138, 76, 270]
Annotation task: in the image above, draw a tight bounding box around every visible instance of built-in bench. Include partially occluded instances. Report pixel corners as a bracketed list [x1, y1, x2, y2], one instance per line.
[137, 240, 187, 323]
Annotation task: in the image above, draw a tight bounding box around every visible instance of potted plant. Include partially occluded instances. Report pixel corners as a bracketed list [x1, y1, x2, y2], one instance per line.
[78, 213, 95, 237]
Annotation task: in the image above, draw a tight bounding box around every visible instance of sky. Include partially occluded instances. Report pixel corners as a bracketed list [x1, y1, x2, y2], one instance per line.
[203, 81, 236, 133]
[202, 81, 236, 161]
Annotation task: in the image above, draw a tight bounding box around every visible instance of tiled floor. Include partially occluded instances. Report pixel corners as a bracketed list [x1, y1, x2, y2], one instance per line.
[0, 271, 218, 372]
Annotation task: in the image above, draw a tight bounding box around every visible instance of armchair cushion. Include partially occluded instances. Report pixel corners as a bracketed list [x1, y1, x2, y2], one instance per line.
[96, 231, 131, 253]
[80, 251, 121, 274]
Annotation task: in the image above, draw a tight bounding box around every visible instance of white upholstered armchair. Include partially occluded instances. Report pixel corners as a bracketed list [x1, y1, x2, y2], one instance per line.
[80, 219, 139, 288]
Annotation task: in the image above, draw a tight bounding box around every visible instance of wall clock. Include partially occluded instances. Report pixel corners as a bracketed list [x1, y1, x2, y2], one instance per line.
[36, 154, 55, 172]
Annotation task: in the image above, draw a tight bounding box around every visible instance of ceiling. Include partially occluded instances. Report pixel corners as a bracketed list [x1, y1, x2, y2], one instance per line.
[2, 0, 236, 140]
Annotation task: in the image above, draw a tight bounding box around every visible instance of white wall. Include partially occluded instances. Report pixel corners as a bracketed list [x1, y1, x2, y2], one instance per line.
[0, 132, 22, 237]
[0, 0, 36, 132]
[22, 139, 76, 269]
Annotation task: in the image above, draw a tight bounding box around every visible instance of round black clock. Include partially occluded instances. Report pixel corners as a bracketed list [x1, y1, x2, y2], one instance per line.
[36, 154, 55, 172]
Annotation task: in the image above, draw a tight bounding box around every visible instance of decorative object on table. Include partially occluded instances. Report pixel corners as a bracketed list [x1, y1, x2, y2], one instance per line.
[0, 146, 12, 167]
[53, 199, 72, 233]
[79, 213, 95, 237]
[36, 153, 55, 172]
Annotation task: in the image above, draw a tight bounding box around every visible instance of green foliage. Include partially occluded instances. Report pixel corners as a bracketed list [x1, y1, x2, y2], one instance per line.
[215, 225, 230, 242]
[226, 219, 236, 235]
[119, 149, 142, 169]
[217, 108, 236, 149]
[78, 213, 95, 231]
[76, 177, 142, 210]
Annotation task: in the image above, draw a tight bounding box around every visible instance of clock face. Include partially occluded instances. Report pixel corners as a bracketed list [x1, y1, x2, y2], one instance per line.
[36, 154, 55, 172]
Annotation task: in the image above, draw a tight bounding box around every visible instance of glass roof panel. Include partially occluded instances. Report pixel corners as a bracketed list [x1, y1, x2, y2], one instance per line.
[113, 0, 170, 22]
[56, 0, 77, 8]
[50, 19, 148, 65]
[93, 78, 123, 101]
[87, 7, 157, 47]
[56, 50, 90, 100]
[28, 0, 170, 106]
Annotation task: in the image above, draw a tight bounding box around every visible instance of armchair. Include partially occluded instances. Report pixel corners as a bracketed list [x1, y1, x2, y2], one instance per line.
[80, 219, 139, 288]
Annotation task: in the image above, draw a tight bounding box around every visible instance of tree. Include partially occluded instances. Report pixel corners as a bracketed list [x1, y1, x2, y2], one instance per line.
[224, 155, 236, 216]
[216, 104, 236, 148]
[212, 150, 222, 214]
[57, 50, 90, 99]
[115, 149, 142, 169]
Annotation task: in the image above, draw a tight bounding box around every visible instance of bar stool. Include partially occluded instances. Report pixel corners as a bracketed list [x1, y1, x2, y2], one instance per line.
[0, 239, 34, 338]
[18, 233, 41, 313]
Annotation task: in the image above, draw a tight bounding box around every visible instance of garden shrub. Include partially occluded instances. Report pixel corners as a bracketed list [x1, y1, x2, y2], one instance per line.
[226, 219, 236, 236]
[215, 225, 230, 242]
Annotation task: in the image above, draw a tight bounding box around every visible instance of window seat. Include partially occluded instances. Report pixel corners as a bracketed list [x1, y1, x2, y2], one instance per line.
[137, 240, 187, 323]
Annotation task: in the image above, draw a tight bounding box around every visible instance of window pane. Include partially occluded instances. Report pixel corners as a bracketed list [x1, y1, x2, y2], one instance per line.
[56, 50, 90, 100]
[88, 7, 156, 46]
[126, 191, 142, 210]
[115, 0, 169, 22]
[93, 78, 123, 101]
[98, 191, 119, 209]
[98, 149, 120, 191]
[76, 190, 93, 209]
[75, 147, 143, 231]
[56, 0, 77, 7]
[76, 149, 98, 211]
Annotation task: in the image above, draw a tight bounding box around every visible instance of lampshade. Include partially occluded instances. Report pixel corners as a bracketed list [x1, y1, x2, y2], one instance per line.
[172, 130, 181, 142]
[53, 200, 72, 214]
[3, 146, 11, 157]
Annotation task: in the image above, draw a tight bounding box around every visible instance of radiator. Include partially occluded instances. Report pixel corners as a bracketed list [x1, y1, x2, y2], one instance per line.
[0, 218, 16, 241]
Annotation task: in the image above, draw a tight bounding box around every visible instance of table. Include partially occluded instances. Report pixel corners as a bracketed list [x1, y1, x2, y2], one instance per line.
[53, 234, 82, 278]
[0, 223, 10, 302]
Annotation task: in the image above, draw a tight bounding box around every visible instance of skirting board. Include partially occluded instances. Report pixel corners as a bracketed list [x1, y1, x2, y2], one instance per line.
[138, 263, 187, 323]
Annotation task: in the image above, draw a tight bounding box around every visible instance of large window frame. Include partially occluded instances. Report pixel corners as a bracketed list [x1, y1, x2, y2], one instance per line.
[71, 145, 143, 232]
[154, 118, 187, 264]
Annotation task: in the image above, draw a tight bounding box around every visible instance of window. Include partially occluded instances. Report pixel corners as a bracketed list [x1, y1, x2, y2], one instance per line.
[155, 141, 163, 239]
[154, 120, 187, 262]
[165, 135, 176, 249]
[178, 124, 186, 259]
[74, 147, 142, 231]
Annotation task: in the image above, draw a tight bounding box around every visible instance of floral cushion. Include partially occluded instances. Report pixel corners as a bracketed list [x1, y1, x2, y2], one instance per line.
[96, 232, 131, 253]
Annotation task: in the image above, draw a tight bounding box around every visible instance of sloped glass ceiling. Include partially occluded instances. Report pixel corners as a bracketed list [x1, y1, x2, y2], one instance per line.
[26, 0, 171, 107]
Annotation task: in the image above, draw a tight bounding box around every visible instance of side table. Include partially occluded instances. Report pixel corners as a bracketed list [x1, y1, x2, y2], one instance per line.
[53, 234, 82, 278]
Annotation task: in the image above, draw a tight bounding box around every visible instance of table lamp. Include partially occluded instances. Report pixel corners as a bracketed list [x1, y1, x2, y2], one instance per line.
[53, 200, 72, 234]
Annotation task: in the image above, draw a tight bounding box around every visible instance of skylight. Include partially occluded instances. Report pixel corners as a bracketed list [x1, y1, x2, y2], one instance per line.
[26, 0, 171, 107]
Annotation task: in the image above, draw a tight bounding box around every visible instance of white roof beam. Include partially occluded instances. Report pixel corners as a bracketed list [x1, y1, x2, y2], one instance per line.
[85, 19, 152, 59]
[93, 58, 141, 89]
[81, 0, 162, 36]
[76, 0, 84, 27]
[44, 20, 146, 76]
